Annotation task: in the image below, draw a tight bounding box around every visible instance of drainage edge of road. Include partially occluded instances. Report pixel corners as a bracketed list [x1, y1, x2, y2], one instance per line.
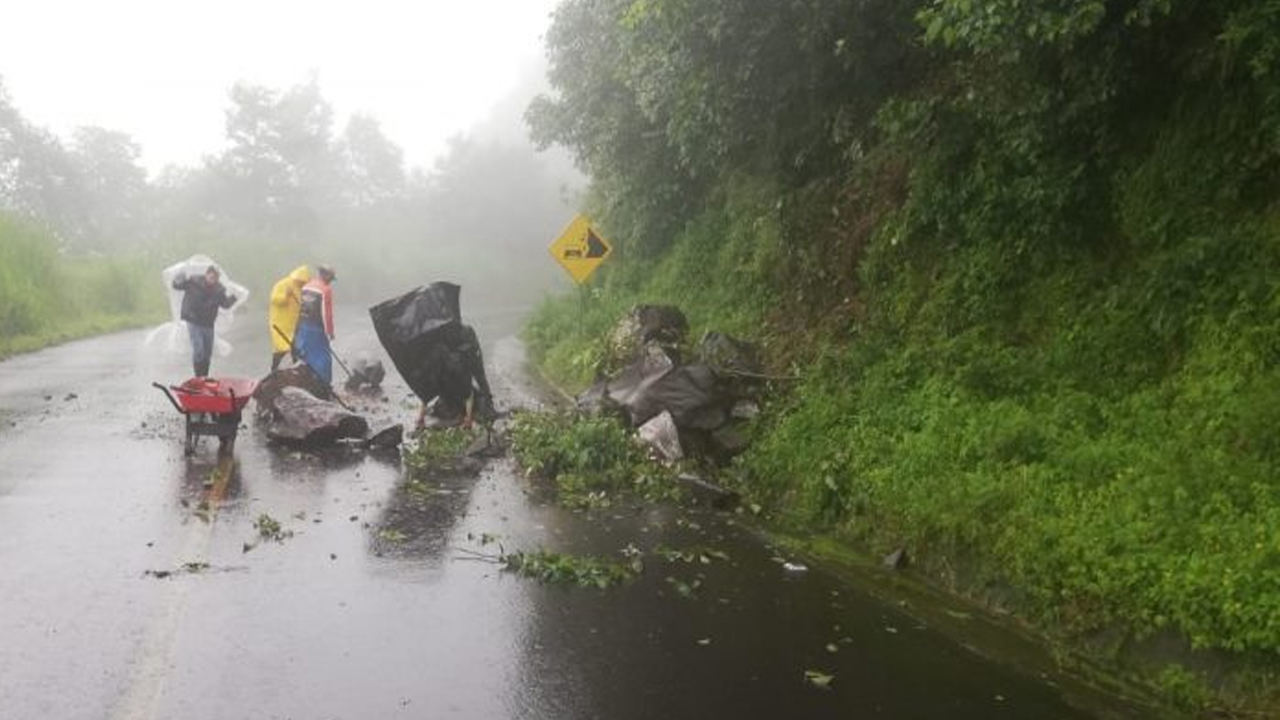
[770, 532, 1185, 720]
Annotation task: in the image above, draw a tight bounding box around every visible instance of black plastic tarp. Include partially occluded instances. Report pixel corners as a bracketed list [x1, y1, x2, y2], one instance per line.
[370, 283, 494, 411]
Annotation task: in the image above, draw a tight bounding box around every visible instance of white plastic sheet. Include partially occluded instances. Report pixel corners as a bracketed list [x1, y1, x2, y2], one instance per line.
[143, 254, 250, 357]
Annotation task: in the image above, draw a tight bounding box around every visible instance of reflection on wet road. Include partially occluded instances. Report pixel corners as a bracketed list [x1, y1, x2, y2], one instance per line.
[0, 304, 1137, 719]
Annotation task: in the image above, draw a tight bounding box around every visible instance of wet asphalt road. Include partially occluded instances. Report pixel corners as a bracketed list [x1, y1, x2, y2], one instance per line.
[0, 303, 1141, 720]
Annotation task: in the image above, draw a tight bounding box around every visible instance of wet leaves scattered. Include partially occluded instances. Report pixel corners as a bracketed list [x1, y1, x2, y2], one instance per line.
[556, 473, 614, 510]
[245, 513, 294, 552]
[653, 544, 729, 565]
[501, 549, 640, 589]
[467, 531, 500, 547]
[674, 518, 703, 532]
[664, 575, 703, 599]
[255, 513, 287, 539]
[804, 670, 835, 690]
[144, 560, 230, 579]
[378, 528, 408, 543]
[406, 426, 485, 478]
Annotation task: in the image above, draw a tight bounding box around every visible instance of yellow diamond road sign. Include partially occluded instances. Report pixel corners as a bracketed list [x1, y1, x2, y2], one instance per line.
[549, 215, 613, 284]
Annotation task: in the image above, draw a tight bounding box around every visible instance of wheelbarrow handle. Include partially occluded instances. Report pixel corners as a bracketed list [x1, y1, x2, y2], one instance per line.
[152, 382, 187, 415]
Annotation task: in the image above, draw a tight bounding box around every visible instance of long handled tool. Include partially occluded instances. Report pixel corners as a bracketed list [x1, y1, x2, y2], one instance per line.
[272, 324, 355, 411]
[274, 323, 354, 379]
[329, 345, 355, 379]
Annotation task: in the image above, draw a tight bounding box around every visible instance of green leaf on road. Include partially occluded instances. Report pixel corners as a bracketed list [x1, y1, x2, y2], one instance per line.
[804, 670, 835, 689]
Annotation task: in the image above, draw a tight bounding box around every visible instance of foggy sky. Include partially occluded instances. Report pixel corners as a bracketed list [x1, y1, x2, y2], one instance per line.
[0, 0, 561, 173]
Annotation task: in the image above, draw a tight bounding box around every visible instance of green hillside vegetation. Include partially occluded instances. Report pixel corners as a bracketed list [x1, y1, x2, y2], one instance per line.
[525, 0, 1280, 710]
[0, 215, 162, 359]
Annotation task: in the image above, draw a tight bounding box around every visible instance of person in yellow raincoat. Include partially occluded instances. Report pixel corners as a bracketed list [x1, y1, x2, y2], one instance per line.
[268, 265, 311, 370]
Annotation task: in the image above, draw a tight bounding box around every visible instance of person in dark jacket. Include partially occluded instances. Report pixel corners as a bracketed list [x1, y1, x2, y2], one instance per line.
[172, 265, 237, 377]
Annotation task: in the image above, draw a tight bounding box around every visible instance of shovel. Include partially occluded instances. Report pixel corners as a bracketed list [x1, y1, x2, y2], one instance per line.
[272, 324, 356, 412]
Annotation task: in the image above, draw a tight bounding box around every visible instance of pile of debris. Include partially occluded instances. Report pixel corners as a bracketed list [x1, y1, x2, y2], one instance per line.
[254, 365, 401, 449]
[578, 305, 764, 464]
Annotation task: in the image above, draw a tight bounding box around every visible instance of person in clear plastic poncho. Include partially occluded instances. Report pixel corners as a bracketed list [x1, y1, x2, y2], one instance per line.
[172, 265, 238, 377]
[144, 255, 248, 369]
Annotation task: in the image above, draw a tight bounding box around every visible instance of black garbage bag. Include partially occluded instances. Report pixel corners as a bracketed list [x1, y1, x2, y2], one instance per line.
[370, 283, 463, 402]
[370, 283, 494, 418]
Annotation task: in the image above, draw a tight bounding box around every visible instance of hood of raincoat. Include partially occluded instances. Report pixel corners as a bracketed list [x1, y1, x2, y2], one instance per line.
[270, 265, 314, 352]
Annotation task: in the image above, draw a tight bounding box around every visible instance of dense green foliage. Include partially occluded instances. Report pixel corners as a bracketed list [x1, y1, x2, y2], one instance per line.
[527, 0, 1280, 704]
[0, 214, 161, 358]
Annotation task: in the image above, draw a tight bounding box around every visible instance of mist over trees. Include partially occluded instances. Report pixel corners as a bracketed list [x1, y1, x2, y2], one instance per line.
[0, 72, 577, 306]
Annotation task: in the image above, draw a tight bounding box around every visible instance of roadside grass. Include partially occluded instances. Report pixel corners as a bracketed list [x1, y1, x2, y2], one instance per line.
[0, 216, 164, 359]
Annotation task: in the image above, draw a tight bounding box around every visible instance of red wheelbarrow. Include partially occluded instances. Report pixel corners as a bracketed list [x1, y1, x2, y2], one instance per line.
[152, 377, 258, 455]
